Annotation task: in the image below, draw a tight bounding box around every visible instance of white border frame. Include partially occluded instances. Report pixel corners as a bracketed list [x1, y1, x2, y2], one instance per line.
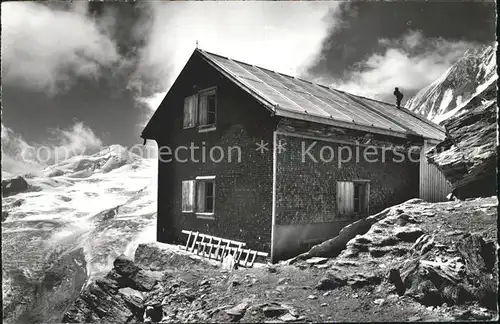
[271, 131, 277, 262]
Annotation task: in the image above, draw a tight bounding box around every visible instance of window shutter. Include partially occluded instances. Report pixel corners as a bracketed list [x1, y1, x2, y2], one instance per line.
[181, 180, 195, 212]
[337, 181, 354, 217]
[199, 94, 208, 125]
[197, 181, 206, 212]
[183, 94, 198, 128]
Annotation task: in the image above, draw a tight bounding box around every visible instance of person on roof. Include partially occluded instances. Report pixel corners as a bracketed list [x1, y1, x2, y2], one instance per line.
[394, 87, 404, 108]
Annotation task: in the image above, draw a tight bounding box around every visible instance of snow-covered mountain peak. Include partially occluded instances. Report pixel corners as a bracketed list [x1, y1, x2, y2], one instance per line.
[406, 44, 497, 124]
[42, 144, 142, 178]
[2, 145, 158, 322]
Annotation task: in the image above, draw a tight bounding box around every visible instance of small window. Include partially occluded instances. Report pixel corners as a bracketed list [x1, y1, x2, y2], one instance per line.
[337, 180, 370, 218]
[181, 176, 215, 218]
[182, 87, 216, 131]
[181, 180, 195, 212]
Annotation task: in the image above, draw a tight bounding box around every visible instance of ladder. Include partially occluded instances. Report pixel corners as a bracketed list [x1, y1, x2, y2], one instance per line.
[178, 230, 268, 268]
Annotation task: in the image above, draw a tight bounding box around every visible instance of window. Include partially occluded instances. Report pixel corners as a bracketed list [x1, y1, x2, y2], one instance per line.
[337, 180, 370, 218]
[181, 176, 215, 218]
[199, 88, 217, 129]
[182, 87, 217, 131]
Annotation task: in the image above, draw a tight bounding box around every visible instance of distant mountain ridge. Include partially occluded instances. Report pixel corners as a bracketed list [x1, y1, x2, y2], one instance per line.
[405, 44, 496, 124]
[42, 144, 142, 178]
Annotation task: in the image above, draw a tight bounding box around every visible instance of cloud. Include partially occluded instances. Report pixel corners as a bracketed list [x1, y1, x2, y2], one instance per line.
[1, 124, 43, 176]
[304, 1, 495, 80]
[321, 31, 476, 102]
[132, 1, 338, 96]
[1, 2, 120, 95]
[1, 122, 103, 176]
[2, 1, 338, 148]
[131, 1, 338, 130]
[137, 92, 167, 115]
[2, 1, 337, 128]
[48, 122, 104, 162]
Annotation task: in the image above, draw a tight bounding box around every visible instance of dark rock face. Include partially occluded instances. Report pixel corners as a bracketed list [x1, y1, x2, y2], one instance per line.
[425, 68, 497, 200]
[63, 255, 160, 323]
[2, 210, 9, 221]
[392, 233, 498, 309]
[3, 248, 88, 323]
[2, 176, 29, 197]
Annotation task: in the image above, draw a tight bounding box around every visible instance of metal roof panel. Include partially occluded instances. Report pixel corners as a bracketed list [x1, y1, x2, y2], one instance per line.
[197, 49, 445, 140]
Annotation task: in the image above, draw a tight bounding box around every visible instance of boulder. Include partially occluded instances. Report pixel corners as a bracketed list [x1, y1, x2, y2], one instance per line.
[289, 208, 392, 261]
[114, 255, 140, 276]
[394, 227, 424, 242]
[63, 280, 135, 323]
[134, 243, 215, 270]
[346, 273, 381, 288]
[305, 257, 328, 265]
[113, 255, 159, 292]
[2, 176, 29, 197]
[225, 301, 250, 317]
[316, 272, 347, 290]
[388, 269, 405, 295]
[119, 287, 145, 310]
[143, 304, 162, 323]
[262, 304, 289, 317]
[391, 234, 497, 309]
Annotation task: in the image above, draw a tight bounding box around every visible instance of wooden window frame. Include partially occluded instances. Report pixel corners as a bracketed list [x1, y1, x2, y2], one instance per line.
[181, 176, 215, 219]
[195, 175, 215, 219]
[182, 86, 217, 132]
[198, 86, 217, 133]
[337, 179, 370, 218]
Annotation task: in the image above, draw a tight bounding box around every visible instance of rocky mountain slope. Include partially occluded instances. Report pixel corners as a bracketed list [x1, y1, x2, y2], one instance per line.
[404, 42, 497, 199]
[63, 197, 498, 323]
[2, 145, 158, 323]
[425, 79, 497, 199]
[405, 44, 496, 124]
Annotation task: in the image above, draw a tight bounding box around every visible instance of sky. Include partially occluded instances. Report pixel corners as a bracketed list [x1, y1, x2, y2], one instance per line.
[1, 1, 496, 175]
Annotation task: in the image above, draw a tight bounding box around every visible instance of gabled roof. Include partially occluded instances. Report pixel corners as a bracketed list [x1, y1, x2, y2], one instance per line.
[142, 48, 446, 141]
[196, 49, 445, 141]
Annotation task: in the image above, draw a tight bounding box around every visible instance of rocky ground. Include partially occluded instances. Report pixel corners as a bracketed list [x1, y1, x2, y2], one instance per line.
[63, 196, 498, 323]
